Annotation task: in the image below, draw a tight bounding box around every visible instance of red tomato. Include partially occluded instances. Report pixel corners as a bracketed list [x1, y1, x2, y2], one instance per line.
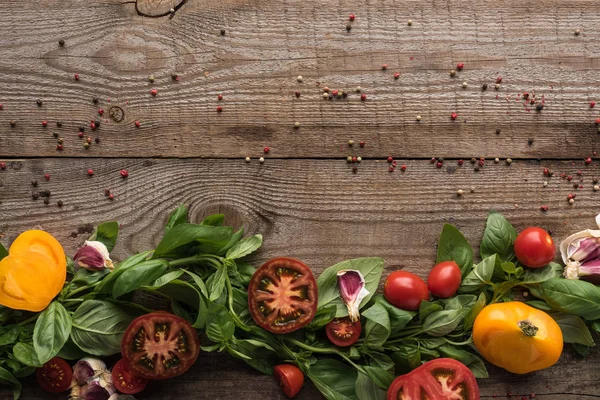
[427, 261, 462, 298]
[112, 358, 148, 395]
[36, 357, 72, 393]
[274, 364, 304, 398]
[384, 271, 430, 311]
[325, 317, 361, 347]
[248, 257, 318, 334]
[387, 358, 479, 400]
[514, 227, 556, 268]
[121, 312, 200, 380]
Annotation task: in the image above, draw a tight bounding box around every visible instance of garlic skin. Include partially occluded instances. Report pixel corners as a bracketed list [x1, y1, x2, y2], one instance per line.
[560, 214, 600, 284]
[337, 270, 370, 321]
[73, 358, 108, 385]
[73, 241, 114, 271]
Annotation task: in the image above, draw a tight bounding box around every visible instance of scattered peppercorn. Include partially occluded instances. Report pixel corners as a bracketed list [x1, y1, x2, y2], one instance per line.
[58, 39, 65, 46]
[42, 120, 48, 127]
[352, 156, 357, 163]
[347, 156, 353, 163]
[457, 159, 464, 166]
[245, 157, 251, 163]
[9, 120, 16, 127]
[594, 178, 599, 184]
[594, 185, 599, 191]
[457, 189, 464, 196]
[494, 157, 500, 163]
[150, 89, 158, 96]
[220, 29, 226, 36]
[540, 205, 549, 212]
[0, 163, 6, 170]
[388, 166, 394, 172]
[108, 193, 115, 201]
[332, 89, 339, 97]
[78, 131, 84, 138]
[53, 132, 59, 139]
[359, 141, 365, 148]
[585, 157, 592, 165]
[574, 29, 581, 36]
[349, 14, 355, 21]
[83, 142, 90, 149]
[31, 192, 39, 200]
[56, 144, 63, 151]
[482, 83, 488, 91]
[436, 162, 443, 168]
[93, 97, 99, 104]
[527, 138, 534, 146]
[294, 121, 300, 128]
[591, 101, 596, 108]
[148, 75, 155, 83]
[381, 64, 388, 71]
[387, 156, 394, 163]
[474, 166, 480, 172]
[470, 158, 476, 164]
[44, 198, 50, 205]
[478, 159, 485, 167]
[462, 82, 468, 88]
[392, 161, 397, 167]
[74, 73, 79, 81]
[295, 91, 300, 98]
[496, 128, 501, 135]
[451, 112, 458, 120]
[57, 200, 63, 207]
[31, 180, 38, 187]
[217, 106, 223, 113]
[259, 157, 265, 163]
[90, 122, 96, 130]
[449, 70, 456, 77]
[171, 73, 179, 81]
[357, 157, 362, 163]
[495, 83, 500, 90]
[120, 169, 129, 178]
[407, 19, 412, 26]
[44, 174, 50, 181]
[416, 115, 422, 121]
[346, 24, 352, 32]
[360, 94, 367, 101]
[506, 158, 512, 165]
[536, 104, 544, 112]
[456, 62, 464, 70]
[394, 72, 400, 79]
[400, 164, 406, 171]
[322, 92, 329, 99]
[297, 76, 303, 83]
[36, 99, 42, 107]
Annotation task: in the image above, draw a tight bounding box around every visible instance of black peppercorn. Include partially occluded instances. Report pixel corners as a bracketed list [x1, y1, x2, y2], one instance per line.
[528, 138, 534, 146]
[496, 128, 501, 134]
[482, 83, 488, 91]
[9, 120, 16, 127]
[58, 39, 65, 47]
[57, 200, 63, 207]
[56, 121, 62, 128]
[94, 120, 101, 128]
[346, 24, 352, 32]
[470, 157, 476, 164]
[536, 104, 544, 112]
[95, 137, 101, 144]
[474, 166, 480, 172]
[220, 29, 226, 36]
[53, 132, 59, 138]
[31, 192, 39, 200]
[43, 198, 50, 205]
[31, 180, 38, 187]
[79, 126, 85, 132]
[92, 97, 99, 104]
[36, 99, 42, 107]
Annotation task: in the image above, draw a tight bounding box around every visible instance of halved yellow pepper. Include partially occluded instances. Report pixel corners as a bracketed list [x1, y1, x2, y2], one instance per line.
[0, 230, 66, 312]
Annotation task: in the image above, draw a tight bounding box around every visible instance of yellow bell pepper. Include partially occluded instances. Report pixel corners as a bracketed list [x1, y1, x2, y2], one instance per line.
[0, 230, 66, 311]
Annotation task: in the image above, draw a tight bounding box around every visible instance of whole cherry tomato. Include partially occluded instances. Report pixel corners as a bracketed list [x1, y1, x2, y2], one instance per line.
[384, 271, 429, 311]
[514, 227, 555, 268]
[427, 261, 462, 298]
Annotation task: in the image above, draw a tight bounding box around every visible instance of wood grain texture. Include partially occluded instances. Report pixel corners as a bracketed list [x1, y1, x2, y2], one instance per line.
[0, 0, 599, 158]
[0, 157, 600, 399]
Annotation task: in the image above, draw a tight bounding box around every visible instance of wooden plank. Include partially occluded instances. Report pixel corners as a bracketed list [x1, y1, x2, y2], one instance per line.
[0, 157, 599, 398]
[0, 0, 599, 158]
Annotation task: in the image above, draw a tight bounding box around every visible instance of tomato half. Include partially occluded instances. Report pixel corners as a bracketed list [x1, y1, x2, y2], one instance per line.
[36, 357, 72, 393]
[427, 261, 462, 298]
[384, 271, 430, 311]
[387, 358, 479, 400]
[325, 317, 361, 347]
[121, 312, 200, 380]
[514, 227, 556, 268]
[248, 257, 318, 334]
[274, 364, 304, 398]
[112, 358, 148, 395]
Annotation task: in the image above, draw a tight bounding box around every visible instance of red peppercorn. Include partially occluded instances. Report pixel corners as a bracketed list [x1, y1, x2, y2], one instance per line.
[104, 189, 111, 196]
[567, 175, 573, 181]
[360, 94, 367, 101]
[135, 121, 141, 128]
[98, 109, 104, 116]
[586, 157, 592, 165]
[0, 162, 6, 170]
[42, 120, 48, 127]
[90, 122, 96, 130]
[436, 161, 443, 168]
[478, 159, 484, 167]
[392, 161, 397, 167]
[216, 106, 223, 113]
[352, 156, 357, 163]
[573, 193, 577, 198]
[349, 14, 355, 21]
[74, 73, 79, 81]
[596, 118, 600, 125]
[591, 101, 596, 108]
[120, 169, 129, 178]
[294, 91, 300, 98]
[540, 205, 548, 212]
[523, 92, 529, 99]
[568, 194, 574, 200]
[108, 193, 115, 200]
[87, 169, 94, 176]
[456, 62, 464, 70]
[359, 141, 365, 148]
[387, 156, 393, 163]
[430, 157, 436, 163]
[44, 174, 50, 181]
[86, 137, 92, 144]
[457, 159, 464, 166]
[0, 104, 3, 110]
[543, 168, 549, 176]
[451, 112, 458, 120]
[78, 131, 84, 138]
[56, 144, 63, 151]
[218, 94, 224, 101]
[401, 164, 407, 171]
[394, 72, 400, 79]
[388, 166, 394, 172]
[332, 89, 339, 97]
[381, 64, 388, 70]
[263, 146, 270, 154]
[496, 77, 502, 84]
[150, 89, 158, 96]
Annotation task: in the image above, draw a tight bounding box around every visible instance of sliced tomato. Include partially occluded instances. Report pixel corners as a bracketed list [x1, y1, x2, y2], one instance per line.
[112, 358, 148, 395]
[121, 312, 200, 380]
[387, 358, 479, 400]
[36, 357, 72, 393]
[248, 257, 318, 334]
[274, 364, 304, 398]
[325, 317, 361, 347]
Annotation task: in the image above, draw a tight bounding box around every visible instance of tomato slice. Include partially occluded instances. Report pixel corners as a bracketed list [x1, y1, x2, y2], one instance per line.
[248, 257, 318, 334]
[274, 364, 304, 398]
[325, 317, 361, 347]
[112, 358, 148, 395]
[387, 358, 479, 400]
[121, 312, 200, 380]
[36, 357, 72, 393]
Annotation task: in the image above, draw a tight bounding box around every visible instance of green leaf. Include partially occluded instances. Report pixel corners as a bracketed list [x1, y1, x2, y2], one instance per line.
[459, 254, 500, 294]
[366, 352, 395, 373]
[355, 372, 386, 400]
[464, 292, 487, 330]
[375, 297, 416, 335]
[219, 228, 244, 255]
[112, 259, 168, 298]
[317, 258, 384, 318]
[70, 268, 110, 289]
[33, 302, 71, 364]
[541, 278, 600, 320]
[419, 301, 443, 323]
[205, 303, 235, 343]
[89, 221, 119, 252]
[71, 300, 141, 356]
[591, 321, 600, 334]
[12, 343, 41, 367]
[390, 344, 422, 374]
[553, 313, 595, 346]
[208, 266, 228, 302]
[501, 262, 516, 274]
[422, 309, 468, 337]
[439, 294, 477, 310]
[523, 262, 563, 284]
[226, 234, 262, 260]
[307, 359, 358, 400]
[0, 366, 21, 400]
[201, 214, 225, 226]
[183, 270, 209, 298]
[437, 345, 489, 378]
[362, 303, 391, 349]
[0, 243, 7, 261]
[56, 339, 88, 360]
[151, 269, 185, 287]
[363, 366, 394, 389]
[480, 212, 517, 261]
[306, 305, 337, 330]
[0, 326, 20, 347]
[525, 300, 553, 311]
[226, 339, 278, 375]
[165, 204, 189, 233]
[436, 224, 473, 276]
[93, 251, 152, 294]
[572, 343, 591, 357]
[154, 223, 233, 259]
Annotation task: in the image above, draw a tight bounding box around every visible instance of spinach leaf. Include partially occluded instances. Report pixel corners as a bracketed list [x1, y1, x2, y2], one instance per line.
[375, 297, 415, 335]
[541, 278, 600, 320]
[165, 204, 188, 233]
[201, 214, 225, 226]
[459, 254, 500, 293]
[419, 301, 443, 323]
[33, 302, 71, 364]
[553, 313, 595, 346]
[422, 309, 468, 337]
[225, 234, 262, 260]
[0, 326, 20, 347]
[436, 224, 473, 276]
[362, 303, 391, 349]
[205, 303, 235, 343]
[151, 270, 185, 287]
[0, 243, 7, 261]
[112, 259, 168, 298]
[89, 221, 119, 252]
[437, 345, 488, 378]
[0, 366, 21, 400]
[71, 300, 141, 356]
[153, 223, 233, 259]
[480, 212, 517, 261]
[317, 258, 384, 318]
[355, 372, 386, 400]
[307, 359, 358, 400]
[523, 262, 563, 284]
[12, 342, 41, 367]
[464, 292, 487, 330]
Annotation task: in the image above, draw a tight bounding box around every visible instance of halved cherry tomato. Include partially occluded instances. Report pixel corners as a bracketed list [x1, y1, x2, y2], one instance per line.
[325, 317, 361, 347]
[112, 358, 148, 395]
[248, 257, 318, 334]
[36, 357, 72, 393]
[121, 312, 200, 380]
[387, 358, 479, 400]
[274, 364, 304, 398]
[427, 261, 462, 298]
[514, 227, 556, 268]
[384, 271, 430, 311]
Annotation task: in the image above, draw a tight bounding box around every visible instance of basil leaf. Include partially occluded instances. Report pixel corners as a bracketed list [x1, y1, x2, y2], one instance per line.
[12, 342, 41, 367]
[437, 345, 489, 378]
[165, 204, 188, 233]
[523, 262, 563, 284]
[70, 268, 110, 289]
[71, 300, 141, 356]
[201, 214, 225, 226]
[553, 313, 595, 346]
[56, 339, 88, 360]
[183, 270, 209, 298]
[591, 321, 600, 334]
[363, 366, 393, 389]
[439, 294, 477, 310]
[317, 258, 384, 318]
[219, 228, 244, 255]
[0, 326, 20, 347]
[94, 252, 152, 294]
[362, 303, 391, 349]
[0, 243, 7, 261]
[419, 301, 443, 323]
[375, 297, 415, 335]
[205, 303, 234, 343]
[525, 300, 553, 311]
[307, 359, 358, 400]
[390, 344, 422, 374]
[154, 223, 233, 258]
[459, 254, 500, 293]
[422, 309, 468, 337]
[572, 343, 591, 357]
[306, 305, 336, 330]
[464, 292, 487, 330]
[208, 266, 228, 302]
[225, 234, 262, 260]
[355, 372, 386, 400]
[366, 352, 395, 373]
[541, 278, 600, 320]
[418, 338, 447, 349]
[480, 212, 517, 261]
[12, 366, 35, 379]
[226, 339, 277, 375]
[151, 270, 185, 287]
[112, 259, 168, 298]
[436, 224, 473, 276]
[89, 221, 119, 252]
[33, 302, 71, 364]
[0, 366, 21, 400]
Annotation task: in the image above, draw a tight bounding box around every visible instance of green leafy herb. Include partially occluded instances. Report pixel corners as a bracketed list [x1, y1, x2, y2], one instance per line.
[33, 302, 71, 364]
[12, 343, 41, 368]
[112, 259, 168, 298]
[151, 270, 185, 288]
[165, 204, 189, 233]
[480, 212, 517, 261]
[436, 224, 473, 276]
[459, 254, 500, 294]
[362, 303, 391, 349]
[306, 359, 358, 400]
[225, 234, 262, 260]
[421, 309, 468, 337]
[201, 214, 225, 226]
[553, 313, 595, 346]
[541, 278, 600, 320]
[153, 223, 233, 259]
[89, 221, 119, 252]
[0, 366, 22, 400]
[355, 372, 386, 400]
[0, 243, 7, 261]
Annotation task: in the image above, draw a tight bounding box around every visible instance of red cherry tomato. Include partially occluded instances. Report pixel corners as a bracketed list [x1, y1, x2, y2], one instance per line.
[384, 271, 430, 311]
[274, 364, 304, 398]
[325, 317, 361, 347]
[514, 227, 556, 268]
[36, 357, 72, 393]
[248, 257, 318, 334]
[112, 358, 148, 395]
[427, 261, 462, 298]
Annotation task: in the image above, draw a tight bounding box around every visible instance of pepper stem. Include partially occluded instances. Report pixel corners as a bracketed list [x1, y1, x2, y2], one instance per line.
[518, 319, 539, 337]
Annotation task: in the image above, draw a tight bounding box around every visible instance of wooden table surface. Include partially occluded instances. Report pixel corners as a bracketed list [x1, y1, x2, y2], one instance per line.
[1, 0, 600, 398]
